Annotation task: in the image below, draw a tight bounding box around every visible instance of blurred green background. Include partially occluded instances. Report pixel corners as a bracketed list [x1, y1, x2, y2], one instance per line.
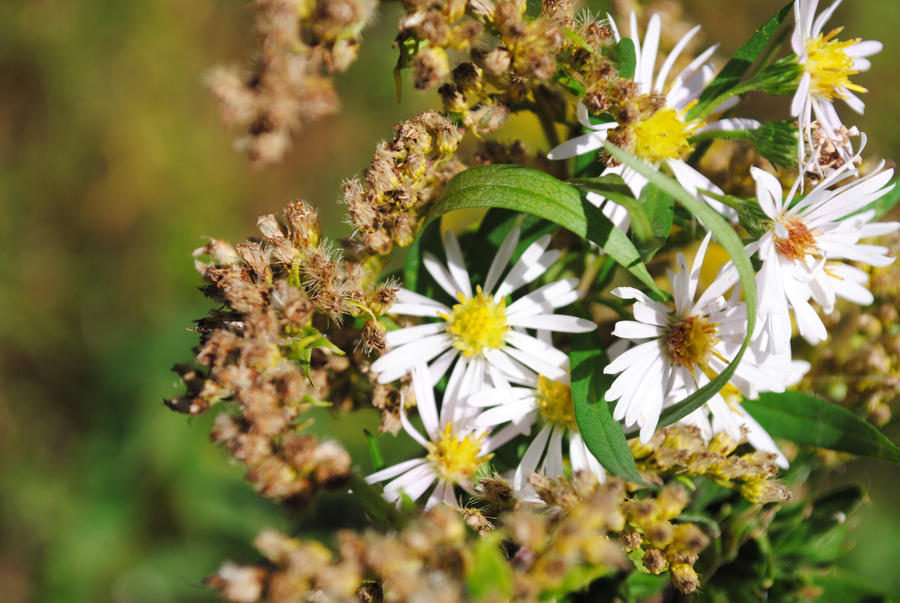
[1, 0, 898, 601]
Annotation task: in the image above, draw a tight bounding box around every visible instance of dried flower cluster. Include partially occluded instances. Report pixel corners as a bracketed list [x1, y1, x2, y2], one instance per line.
[208, 474, 718, 601]
[344, 111, 464, 256]
[632, 425, 793, 504]
[207, 0, 376, 164]
[168, 199, 397, 507]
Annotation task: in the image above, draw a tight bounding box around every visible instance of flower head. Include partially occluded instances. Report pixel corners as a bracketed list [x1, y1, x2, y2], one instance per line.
[366, 364, 517, 508]
[791, 0, 882, 170]
[603, 233, 794, 443]
[748, 161, 897, 352]
[371, 227, 595, 392]
[547, 12, 757, 227]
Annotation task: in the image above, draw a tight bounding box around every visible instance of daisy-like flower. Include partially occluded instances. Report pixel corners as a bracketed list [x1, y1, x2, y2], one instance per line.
[365, 363, 518, 508]
[370, 227, 595, 390]
[743, 161, 897, 353]
[468, 363, 606, 496]
[547, 12, 756, 227]
[603, 232, 791, 443]
[791, 0, 882, 170]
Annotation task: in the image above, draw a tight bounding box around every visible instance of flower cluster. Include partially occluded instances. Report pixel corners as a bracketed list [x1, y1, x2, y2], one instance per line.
[173, 0, 900, 600]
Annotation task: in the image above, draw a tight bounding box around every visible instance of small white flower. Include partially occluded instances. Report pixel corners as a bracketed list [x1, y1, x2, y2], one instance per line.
[791, 0, 881, 169]
[365, 364, 519, 509]
[469, 366, 606, 497]
[603, 232, 790, 443]
[371, 227, 595, 390]
[746, 161, 897, 352]
[547, 12, 756, 226]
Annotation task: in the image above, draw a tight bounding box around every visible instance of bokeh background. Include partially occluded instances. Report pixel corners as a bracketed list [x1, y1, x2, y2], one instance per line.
[1, 0, 898, 600]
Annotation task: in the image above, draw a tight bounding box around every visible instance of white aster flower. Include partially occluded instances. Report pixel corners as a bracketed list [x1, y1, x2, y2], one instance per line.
[370, 227, 595, 391]
[745, 161, 897, 353]
[468, 364, 606, 497]
[365, 363, 518, 509]
[791, 0, 882, 170]
[547, 12, 756, 227]
[603, 232, 789, 443]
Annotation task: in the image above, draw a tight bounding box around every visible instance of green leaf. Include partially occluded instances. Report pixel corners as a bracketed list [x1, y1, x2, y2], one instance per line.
[686, 2, 794, 121]
[641, 183, 675, 239]
[570, 332, 644, 483]
[743, 391, 900, 463]
[363, 429, 385, 472]
[428, 165, 667, 299]
[615, 38, 637, 79]
[599, 139, 757, 433]
[691, 120, 799, 168]
[467, 533, 514, 600]
[571, 175, 657, 259]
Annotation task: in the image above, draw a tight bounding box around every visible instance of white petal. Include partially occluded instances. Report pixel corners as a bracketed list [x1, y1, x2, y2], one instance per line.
[612, 320, 661, 340]
[442, 230, 472, 298]
[371, 334, 452, 382]
[547, 132, 608, 160]
[752, 166, 785, 218]
[386, 322, 447, 346]
[484, 226, 520, 295]
[423, 252, 463, 299]
[514, 425, 552, 492]
[412, 363, 441, 439]
[506, 313, 596, 333]
[366, 458, 428, 484]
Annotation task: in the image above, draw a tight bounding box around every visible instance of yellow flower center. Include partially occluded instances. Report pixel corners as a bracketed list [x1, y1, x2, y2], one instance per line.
[632, 107, 700, 163]
[442, 285, 508, 357]
[426, 423, 493, 484]
[536, 375, 576, 430]
[804, 28, 867, 99]
[773, 217, 818, 262]
[663, 315, 720, 371]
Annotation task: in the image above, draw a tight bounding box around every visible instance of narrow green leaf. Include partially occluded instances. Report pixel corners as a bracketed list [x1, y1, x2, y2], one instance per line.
[363, 429, 385, 472]
[615, 38, 636, 79]
[570, 332, 644, 483]
[600, 139, 757, 432]
[686, 2, 794, 121]
[641, 183, 675, 239]
[571, 175, 656, 258]
[427, 165, 667, 298]
[743, 392, 900, 463]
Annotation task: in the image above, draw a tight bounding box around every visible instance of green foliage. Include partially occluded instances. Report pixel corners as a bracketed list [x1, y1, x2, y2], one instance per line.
[569, 333, 644, 483]
[467, 533, 514, 600]
[428, 164, 666, 298]
[692, 120, 799, 168]
[611, 38, 637, 80]
[743, 392, 900, 463]
[687, 2, 795, 121]
[694, 479, 889, 602]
